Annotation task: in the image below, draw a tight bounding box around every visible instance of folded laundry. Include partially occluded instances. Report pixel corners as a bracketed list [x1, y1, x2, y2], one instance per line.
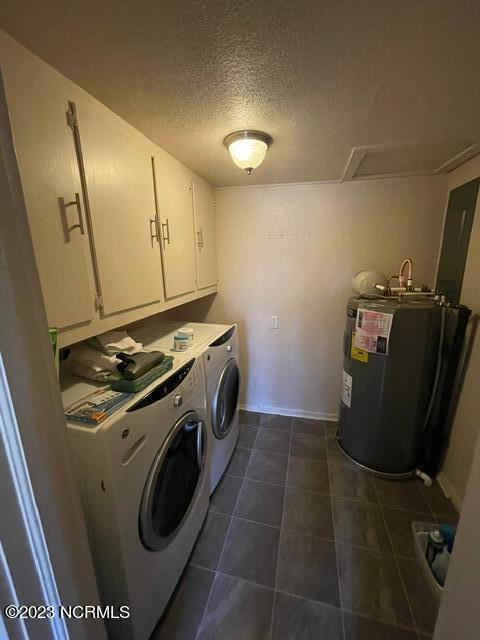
[116, 351, 165, 380]
[68, 345, 121, 381]
[89, 330, 143, 356]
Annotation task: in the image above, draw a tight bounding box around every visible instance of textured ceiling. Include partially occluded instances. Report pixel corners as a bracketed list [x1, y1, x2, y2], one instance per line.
[1, 1, 479, 187]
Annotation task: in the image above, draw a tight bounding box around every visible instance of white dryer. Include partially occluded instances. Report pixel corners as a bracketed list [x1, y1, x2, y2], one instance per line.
[66, 356, 208, 640]
[127, 319, 240, 492]
[201, 324, 241, 493]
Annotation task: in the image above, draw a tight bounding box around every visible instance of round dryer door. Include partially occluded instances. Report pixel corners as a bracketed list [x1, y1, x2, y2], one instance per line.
[139, 412, 206, 551]
[212, 358, 240, 439]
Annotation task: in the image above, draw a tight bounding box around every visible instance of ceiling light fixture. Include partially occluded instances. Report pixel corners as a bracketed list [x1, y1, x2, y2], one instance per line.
[223, 130, 273, 175]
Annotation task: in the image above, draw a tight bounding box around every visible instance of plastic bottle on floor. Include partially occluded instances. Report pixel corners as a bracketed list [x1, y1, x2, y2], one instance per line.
[431, 547, 450, 587]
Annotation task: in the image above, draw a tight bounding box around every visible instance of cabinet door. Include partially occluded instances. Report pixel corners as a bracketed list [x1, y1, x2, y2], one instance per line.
[76, 104, 163, 315]
[153, 156, 197, 299]
[2, 65, 94, 328]
[192, 180, 218, 289]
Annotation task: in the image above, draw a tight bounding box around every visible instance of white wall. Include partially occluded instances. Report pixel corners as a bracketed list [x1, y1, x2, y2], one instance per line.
[439, 155, 480, 507]
[176, 176, 448, 419]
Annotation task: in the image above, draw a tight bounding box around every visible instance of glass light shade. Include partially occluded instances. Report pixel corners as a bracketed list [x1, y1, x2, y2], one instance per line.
[228, 138, 268, 172]
[224, 131, 272, 174]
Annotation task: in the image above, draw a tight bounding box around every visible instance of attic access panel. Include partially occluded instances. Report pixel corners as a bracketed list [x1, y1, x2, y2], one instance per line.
[342, 141, 479, 181]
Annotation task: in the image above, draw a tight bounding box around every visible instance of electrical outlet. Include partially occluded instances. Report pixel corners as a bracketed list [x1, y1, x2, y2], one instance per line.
[271, 315, 279, 329]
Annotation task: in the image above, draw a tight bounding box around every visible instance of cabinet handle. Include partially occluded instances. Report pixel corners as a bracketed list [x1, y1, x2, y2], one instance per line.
[149, 217, 158, 243]
[58, 192, 85, 240]
[161, 218, 171, 246]
[197, 227, 204, 249]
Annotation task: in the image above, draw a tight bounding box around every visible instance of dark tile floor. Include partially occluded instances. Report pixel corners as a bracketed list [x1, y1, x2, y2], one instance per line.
[152, 411, 458, 640]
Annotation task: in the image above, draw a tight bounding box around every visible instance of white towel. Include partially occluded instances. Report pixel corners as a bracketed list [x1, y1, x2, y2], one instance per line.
[92, 330, 143, 355]
[68, 345, 120, 381]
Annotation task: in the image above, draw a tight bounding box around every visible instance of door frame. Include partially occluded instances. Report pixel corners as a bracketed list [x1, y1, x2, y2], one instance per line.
[0, 72, 105, 639]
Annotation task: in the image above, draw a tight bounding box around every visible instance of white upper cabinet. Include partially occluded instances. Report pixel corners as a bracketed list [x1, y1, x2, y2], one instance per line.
[75, 104, 164, 315]
[1, 32, 218, 346]
[192, 180, 218, 289]
[153, 156, 197, 299]
[1, 52, 94, 329]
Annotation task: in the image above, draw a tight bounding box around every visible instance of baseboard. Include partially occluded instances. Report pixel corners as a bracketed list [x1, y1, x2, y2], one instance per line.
[437, 471, 463, 512]
[239, 403, 338, 423]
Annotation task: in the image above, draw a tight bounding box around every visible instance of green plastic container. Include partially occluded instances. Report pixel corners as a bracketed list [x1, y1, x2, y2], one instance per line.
[108, 356, 174, 393]
[48, 327, 59, 374]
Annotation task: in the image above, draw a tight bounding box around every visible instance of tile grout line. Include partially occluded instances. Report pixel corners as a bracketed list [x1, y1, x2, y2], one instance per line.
[423, 477, 460, 522]
[373, 480, 421, 640]
[267, 417, 292, 640]
[212, 476, 331, 499]
[209, 508, 426, 557]
[326, 421, 347, 640]
[416, 479, 438, 522]
[195, 425, 257, 640]
[224, 471, 286, 487]
[193, 424, 258, 640]
[248, 447, 290, 458]
[189, 561, 429, 636]
[224, 469, 440, 517]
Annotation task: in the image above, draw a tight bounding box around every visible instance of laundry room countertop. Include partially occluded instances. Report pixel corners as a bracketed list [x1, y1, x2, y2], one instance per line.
[127, 319, 229, 353]
[60, 362, 106, 409]
[60, 320, 232, 411]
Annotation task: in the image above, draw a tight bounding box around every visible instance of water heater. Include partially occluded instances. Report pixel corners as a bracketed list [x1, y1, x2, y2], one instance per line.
[338, 297, 441, 477]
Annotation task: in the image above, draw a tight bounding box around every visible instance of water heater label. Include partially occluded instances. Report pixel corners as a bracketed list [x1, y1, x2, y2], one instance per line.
[351, 332, 369, 363]
[355, 308, 393, 355]
[341, 370, 353, 407]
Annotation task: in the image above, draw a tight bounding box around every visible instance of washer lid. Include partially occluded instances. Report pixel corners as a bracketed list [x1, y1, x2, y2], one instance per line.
[212, 358, 240, 439]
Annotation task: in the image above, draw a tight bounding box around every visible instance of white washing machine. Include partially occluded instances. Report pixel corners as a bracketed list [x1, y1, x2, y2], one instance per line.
[201, 324, 241, 493]
[129, 319, 241, 493]
[66, 356, 208, 640]
[128, 319, 240, 492]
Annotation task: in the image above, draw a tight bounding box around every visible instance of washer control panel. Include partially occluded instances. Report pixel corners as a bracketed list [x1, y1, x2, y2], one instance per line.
[127, 359, 196, 412]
